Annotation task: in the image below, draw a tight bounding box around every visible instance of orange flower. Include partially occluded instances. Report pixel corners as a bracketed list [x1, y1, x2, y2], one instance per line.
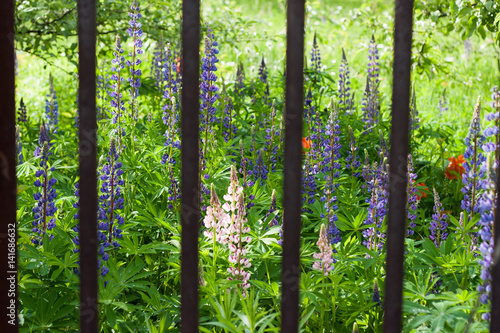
[414, 181, 429, 200]
[302, 137, 311, 150]
[444, 155, 465, 180]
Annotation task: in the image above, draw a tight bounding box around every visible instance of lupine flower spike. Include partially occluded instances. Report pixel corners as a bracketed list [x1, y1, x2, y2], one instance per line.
[461, 97, 486, 217]
[32, 127, 57, 245]
[15, 125, 23, 165]
[352, 323, 359, 333]
[310, 33, 322, 73]
[372, 278, 381, 307]
[45, 74, 59, 134]
[476, 158, 495, 320]
[406, 154, 418, 235]
[126, 0, 143, 121]
[338, 49, 354, 115]
[200, 26, 220, 157]
[312, 224, 334, 276]
[110, 35, 126, 140]
[18, 98, 27, 123]
[98, 138, 125, 257]
[430, 188, 448, 247]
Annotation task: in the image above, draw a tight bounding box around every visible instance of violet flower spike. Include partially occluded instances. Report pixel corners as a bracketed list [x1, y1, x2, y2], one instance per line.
[430, 188, 448, 247]
[126, 0, 143, 120]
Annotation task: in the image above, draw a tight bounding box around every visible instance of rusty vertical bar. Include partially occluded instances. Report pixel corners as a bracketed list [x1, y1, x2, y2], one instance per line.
[491, 148, 500, 328]
[383, 0, 414, 332]
[181, 0, 200, 332]
[281, 0, 304, 332]
[0, 0, 17, 331]
[78, 0, 98, 332]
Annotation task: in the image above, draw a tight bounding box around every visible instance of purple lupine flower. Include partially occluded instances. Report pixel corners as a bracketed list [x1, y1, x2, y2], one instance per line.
[126, 0, 143, 120]
[461, 97, 486, 216]
[222, 96, 237, 142]
[264, 101, 280, 173]
[34, 125, 51, 158]
[362, 162, 388, 254]
[476, 162, 495, 320]
[18, 98, 27, 123]
[98, 138, 125, 253]
[32, 137, 57, 245]
[378, 130, 389, 160]
[372, 278, 381, 307]
[338, 49, 354, 115]
[322, 175, 341, 245]
[362, 35, 381, 133]
[483, 86, 500, 164]
[258, 57, 268, 83]
[235, 62, 245, 96]
[345, 126, 361, 178]
[248, 149, 268, 186]
[312, 224, 334, 276]
[266, 189, 280, 227]
[438, 88, 448, 116]
[151, 37, 166, 91]
[406, 154, 418, 235]
[361, 149, 371, 194]
[310, 33, 322, 73]
[430, 188, 448, 247]
[97, 65, 111, 121]
[410, 86, 419, 131]
[15, 125, 23, 165]
[162, 44, 179, 125]
[161, 96, 180, 165]
[45, 74, 59, 134]
[110, 35, 126, 130]
[200, 26, 220, 156]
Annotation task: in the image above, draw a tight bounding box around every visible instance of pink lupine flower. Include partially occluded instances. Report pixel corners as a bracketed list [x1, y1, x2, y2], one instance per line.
[203, 183, 230, 244]
[227, 191, 252, 294]
[312, 224, 334, 276]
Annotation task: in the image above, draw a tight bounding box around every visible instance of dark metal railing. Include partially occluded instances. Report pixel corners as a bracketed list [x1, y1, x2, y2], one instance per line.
[11, 0, 500, 332]
[0, 0, 17, 332]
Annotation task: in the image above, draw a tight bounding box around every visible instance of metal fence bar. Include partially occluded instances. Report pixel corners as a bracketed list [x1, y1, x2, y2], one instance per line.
[0, 0, 18, 331]
[180, 0, 200, 331]
[77, 0, 99, 332]
[281, 0, 305, 331]
[383, 0, 414, 332]
[491, 148, 500, 329]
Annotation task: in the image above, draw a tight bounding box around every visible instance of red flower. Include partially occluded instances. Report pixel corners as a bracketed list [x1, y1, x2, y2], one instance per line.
[302, 138, 311, 150]
[444, 155, 465, 180]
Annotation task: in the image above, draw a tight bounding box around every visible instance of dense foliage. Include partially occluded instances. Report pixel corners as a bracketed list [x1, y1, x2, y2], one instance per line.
[14, 0, 500, 332]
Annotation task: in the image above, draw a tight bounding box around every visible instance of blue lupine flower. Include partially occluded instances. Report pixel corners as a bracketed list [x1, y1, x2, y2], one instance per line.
[362, 162, 388, 254]
[461, 97, 486, 215]
[200, 26, 220, 149]
[32, 136, 57, 246]
[222, 96, 237, 142]
[258, 57, 268, 83]
[362, 35, 381, 133]
[98, 138, 125, 250]
[236, 62, 245, 96]
[438, 88, 448, 116]
[126, 0, 143, 120]
[345, 126, 361, 177]
[310, 33, 322, 73]
[97, 68, 112, 120]
[406, 154, 418, 235]
[151, 37, 166, 91]
[110, 35, 126, 128]
[372, 278, 381, 307]
[249, 149, 268, 186]
[18, 98, 27, 123]
[45, 74, 59, 134]
[430, 188, 448, 247]
[15, 125, 23, 165]
[476, 161, 495, 320]
[263, 101, 280, 172]
[323, 175, 341, 246]
[338, 49, 354, 115]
